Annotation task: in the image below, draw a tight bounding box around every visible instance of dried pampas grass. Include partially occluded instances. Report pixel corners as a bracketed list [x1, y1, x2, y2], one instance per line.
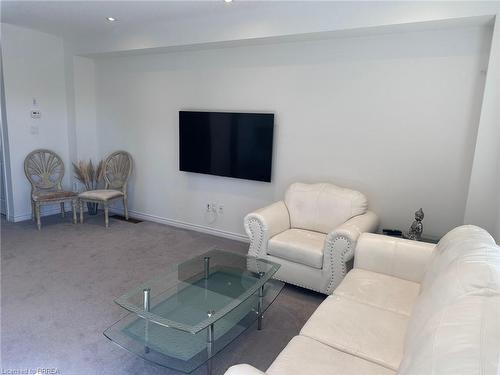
[73, 159, 104, 191]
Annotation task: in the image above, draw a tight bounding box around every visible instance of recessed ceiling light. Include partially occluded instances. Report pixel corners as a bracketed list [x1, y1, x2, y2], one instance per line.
[224, 0, 232, 3]
[106, 17, 116, 22]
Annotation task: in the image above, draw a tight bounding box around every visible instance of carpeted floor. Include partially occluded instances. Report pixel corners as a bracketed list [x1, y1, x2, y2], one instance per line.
[1, 213, 324, 375]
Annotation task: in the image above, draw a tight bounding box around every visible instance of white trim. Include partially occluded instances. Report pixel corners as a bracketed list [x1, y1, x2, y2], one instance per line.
[110, 208, 249, 243]
[11, 205, 72, 222]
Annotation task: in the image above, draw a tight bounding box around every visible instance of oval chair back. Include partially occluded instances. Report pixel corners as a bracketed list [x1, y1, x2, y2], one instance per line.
[24, 149, 65, 193]
[23, 149, 78, 230]
[103, 151, 133, 193]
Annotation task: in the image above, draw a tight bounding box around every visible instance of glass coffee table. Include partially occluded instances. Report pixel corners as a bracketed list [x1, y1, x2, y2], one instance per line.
[104, 249, 283, 374]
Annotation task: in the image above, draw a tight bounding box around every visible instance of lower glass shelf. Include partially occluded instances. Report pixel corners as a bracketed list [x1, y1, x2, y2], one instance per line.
[103, 279, 283, 373]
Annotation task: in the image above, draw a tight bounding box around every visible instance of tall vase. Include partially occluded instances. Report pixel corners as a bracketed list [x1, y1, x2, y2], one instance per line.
[87, 202, 99, 215]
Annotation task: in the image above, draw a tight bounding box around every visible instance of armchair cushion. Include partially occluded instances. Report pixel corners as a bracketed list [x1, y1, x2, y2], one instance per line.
[78, 189, 124, 201]
[284, 182, 367, 234]
[268, 229, 326, 269]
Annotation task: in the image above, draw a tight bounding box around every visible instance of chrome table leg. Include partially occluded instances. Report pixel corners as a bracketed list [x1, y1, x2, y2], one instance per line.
[204, 256, 210, 279]
[206, 322, 214, 375]
[143, 288, 151, 353]
[258, 272, 265, 330]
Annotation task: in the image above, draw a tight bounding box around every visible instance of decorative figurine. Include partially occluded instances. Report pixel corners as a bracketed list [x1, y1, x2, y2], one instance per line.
[404, 208, 424, 241]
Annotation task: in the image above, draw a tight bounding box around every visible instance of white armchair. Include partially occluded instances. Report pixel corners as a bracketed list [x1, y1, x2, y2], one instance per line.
[244, 183, 379, 294]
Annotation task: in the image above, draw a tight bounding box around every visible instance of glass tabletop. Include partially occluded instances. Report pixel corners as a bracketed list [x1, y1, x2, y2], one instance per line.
[114, 249, 281, 334]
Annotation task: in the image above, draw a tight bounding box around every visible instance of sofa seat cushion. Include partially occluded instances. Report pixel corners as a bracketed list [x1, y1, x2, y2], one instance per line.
[268, 229, 325, 269]
[78, 189, 124, 201]
[267, 335, 395, 375]
[399, 294, 500, 375]
[300, 295, 408, 370]
[334, 269, 420, 316]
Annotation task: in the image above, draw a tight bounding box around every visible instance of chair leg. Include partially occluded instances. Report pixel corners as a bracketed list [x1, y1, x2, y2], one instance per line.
[31, 200, 35, 221]
[35, 202, 41, 230]
[72, 200, 77, 224]
[104, 203, 109, 228]
[60, 202, 65, 218]
[123, 196, 129, 220]
[80, 200, 84, 224]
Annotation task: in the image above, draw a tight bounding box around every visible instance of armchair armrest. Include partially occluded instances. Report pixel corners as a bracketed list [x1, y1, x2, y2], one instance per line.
[323, 211, 379, 293]
[225, 364, 265, 375]
[354, 233, 436, 283]
[244, 201, 290, 258]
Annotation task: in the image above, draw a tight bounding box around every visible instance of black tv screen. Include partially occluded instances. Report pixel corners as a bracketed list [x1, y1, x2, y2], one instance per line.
[179, 111, 274, 182]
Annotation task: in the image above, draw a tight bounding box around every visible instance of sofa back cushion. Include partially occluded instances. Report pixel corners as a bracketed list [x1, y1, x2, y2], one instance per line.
[421, 225, 496, 291]
[402, 225, 500, 373]
[284, 182, 367, 234]
[399, 294, 500, 375]
[406, 241, 500, 348]
[406, 226, 499, 342]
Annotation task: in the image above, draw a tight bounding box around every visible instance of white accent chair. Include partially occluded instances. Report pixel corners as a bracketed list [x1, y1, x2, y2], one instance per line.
[78, 151, 132, 228]
[226, 225, 500, 375]
[244, 182, 379, 294]
[24, 149, 78, 230]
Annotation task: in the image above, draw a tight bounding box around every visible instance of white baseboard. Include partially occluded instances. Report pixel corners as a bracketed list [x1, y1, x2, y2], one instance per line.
[110, 208, 249, 243]
[11, 204, 249, 243]
[12, 205, 73, 222]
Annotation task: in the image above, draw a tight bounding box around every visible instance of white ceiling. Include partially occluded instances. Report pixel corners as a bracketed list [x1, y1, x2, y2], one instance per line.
[2, 1, 320, 54]
[0, 1, 264, 40]
[2, 1, 499, 56]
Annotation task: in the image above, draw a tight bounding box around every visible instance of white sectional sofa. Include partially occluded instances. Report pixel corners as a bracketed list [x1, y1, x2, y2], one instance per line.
[226, 225, 500, 375]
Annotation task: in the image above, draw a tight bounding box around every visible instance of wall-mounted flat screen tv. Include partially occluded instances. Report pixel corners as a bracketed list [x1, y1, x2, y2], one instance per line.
[179, 111, 274, 182]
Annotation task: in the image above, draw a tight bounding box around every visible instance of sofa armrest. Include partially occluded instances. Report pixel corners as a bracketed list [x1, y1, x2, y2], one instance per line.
[354, 233, 436, 283]
[323, 211, 379, 293]
[244, 201, 290, 258]
[225, 364, 265, 375]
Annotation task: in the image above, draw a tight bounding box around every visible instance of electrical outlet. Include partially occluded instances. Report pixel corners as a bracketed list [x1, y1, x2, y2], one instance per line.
[218, 205, 224, 215]
[206, 202, 219, 213]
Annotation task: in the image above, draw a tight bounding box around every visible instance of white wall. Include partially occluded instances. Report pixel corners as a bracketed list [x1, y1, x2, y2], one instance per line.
[464, 18, 500, 238]
[0, 50, 14, 218]
[73, 56, 98, 161]
[94, 25, 491, 239]
[1, 23, 71, 220]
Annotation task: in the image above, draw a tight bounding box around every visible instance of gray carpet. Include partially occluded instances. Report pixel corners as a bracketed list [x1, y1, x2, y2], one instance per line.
[1, 213, 324, 375]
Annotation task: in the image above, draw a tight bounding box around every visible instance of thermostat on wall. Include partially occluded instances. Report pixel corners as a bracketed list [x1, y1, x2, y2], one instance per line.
[31, 110, 41, 119]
